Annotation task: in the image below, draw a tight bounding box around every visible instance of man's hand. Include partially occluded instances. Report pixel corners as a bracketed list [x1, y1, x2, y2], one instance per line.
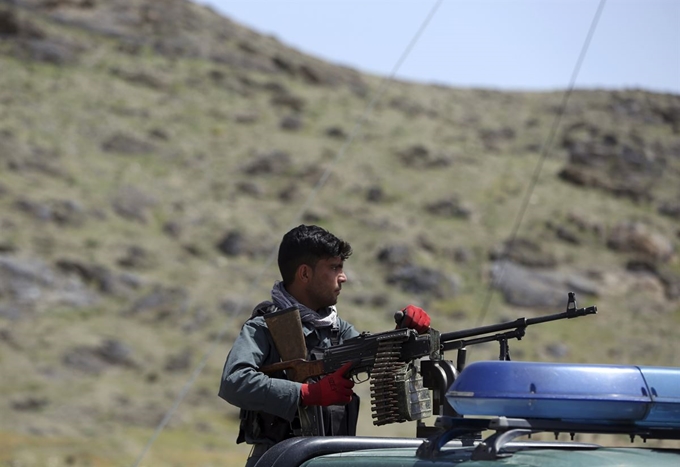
[300, 361, 354, 406]
[397, 305, 431, 334]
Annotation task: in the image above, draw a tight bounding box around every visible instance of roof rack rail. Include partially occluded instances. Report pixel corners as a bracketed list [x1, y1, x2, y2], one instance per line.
[417, 415, 680, 460]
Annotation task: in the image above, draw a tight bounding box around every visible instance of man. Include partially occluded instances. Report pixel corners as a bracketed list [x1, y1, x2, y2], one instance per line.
[219, 224, 431, 466]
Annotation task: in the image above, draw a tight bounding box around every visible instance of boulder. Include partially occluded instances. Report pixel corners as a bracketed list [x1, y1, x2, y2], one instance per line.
[386, 265, 459, 299]
[490, 261, 599, 309]
[558, 128, 665, 202]
[376, 245, 412, 268]
[396, 144, 452, 169]
[111, 186, 157, 223]
[0, 255, 99, 314]
[102, 132, 156, 155]
[216, 230, 245, 257]
[607, 222, 674, 262]
[241, 150, 292, 176]
[425, 196, 473, 219]
[62, 338, 136, 375]
[489, 238, 558, 269]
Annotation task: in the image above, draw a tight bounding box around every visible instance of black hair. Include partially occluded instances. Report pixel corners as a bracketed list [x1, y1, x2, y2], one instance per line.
[278, 224, 352, 286]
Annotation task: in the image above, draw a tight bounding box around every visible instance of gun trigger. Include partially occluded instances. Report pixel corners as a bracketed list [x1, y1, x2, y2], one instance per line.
[352, 371, 369, 384]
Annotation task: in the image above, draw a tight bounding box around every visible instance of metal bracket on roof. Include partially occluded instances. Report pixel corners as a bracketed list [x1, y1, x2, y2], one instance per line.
[415, 417, 487, 460]
[471, 429, 532, 460]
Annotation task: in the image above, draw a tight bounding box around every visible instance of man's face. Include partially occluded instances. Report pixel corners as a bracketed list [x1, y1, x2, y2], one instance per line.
[306, 256, 347, 311]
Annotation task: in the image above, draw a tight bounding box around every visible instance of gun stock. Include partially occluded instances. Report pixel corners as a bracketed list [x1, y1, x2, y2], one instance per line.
[260, 358, 325, 383]
[264, 306, 306, 359]
[262, 306, 320, 382]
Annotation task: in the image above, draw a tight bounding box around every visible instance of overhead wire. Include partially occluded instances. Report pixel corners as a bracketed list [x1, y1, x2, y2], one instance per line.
[475, 0, 608, 327]
[131, 1, 445, 465]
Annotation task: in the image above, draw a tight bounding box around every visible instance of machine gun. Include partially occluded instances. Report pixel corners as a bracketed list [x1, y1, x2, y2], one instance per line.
[260, 292, 596, 428]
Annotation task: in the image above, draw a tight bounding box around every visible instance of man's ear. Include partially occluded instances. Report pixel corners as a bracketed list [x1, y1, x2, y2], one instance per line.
[297, 264, 312, 283]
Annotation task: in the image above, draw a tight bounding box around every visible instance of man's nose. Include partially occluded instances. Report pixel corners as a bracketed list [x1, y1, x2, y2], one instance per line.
[339, 272, 347, 283]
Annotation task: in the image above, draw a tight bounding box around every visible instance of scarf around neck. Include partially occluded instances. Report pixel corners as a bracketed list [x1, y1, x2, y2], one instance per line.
[270, 281, 338, 328]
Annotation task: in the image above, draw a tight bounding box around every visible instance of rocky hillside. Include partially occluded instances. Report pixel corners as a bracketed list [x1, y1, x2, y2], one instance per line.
[1, 0, 679, 465]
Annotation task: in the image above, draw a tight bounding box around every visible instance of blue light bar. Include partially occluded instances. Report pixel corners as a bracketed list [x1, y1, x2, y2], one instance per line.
[446, 361, 680, 427]
[639, 366, 680, 426]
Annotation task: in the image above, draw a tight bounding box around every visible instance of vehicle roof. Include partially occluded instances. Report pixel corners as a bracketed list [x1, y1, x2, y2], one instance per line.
[254, 436, 680, 467]
[301, 446, 680, 467]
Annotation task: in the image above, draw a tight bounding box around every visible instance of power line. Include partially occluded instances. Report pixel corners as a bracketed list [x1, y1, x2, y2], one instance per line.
[475, 0, 608, 327]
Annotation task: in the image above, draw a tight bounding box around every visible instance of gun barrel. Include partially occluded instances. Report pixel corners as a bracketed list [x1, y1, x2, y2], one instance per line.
[441, 317, 527, 342]
[442, 328, 526, 352]
[440, 306, 597, 344]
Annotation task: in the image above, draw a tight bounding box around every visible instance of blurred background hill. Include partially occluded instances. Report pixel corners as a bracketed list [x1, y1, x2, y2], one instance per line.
[0, 1, 679, 466]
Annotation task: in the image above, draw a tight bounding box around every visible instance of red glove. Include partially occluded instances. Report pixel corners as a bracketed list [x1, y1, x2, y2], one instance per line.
[300, 361, 354, 406]
[398, 305, 431, 334]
